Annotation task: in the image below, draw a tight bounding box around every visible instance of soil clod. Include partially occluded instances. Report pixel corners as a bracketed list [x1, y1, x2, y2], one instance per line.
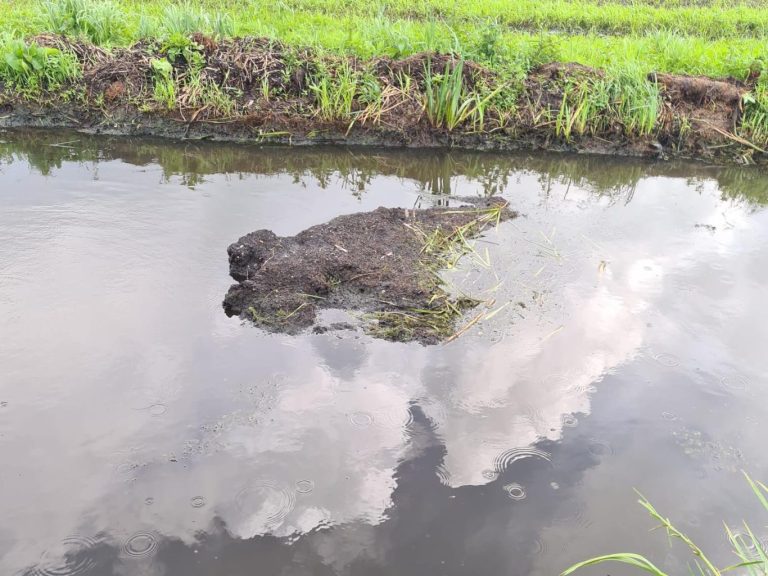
[223, 198, 515, 344]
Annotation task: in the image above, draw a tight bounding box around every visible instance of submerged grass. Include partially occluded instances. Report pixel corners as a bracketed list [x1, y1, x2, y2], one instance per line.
[563, 473, 768, 576]
[367, 203, 506, 343]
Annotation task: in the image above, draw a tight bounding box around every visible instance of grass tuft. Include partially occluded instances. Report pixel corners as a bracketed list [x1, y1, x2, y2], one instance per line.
[0, 38, 79, 92]
[308, 62, 360, 122]
[562, 473, 768, 576]
[42, 0, 124, 44]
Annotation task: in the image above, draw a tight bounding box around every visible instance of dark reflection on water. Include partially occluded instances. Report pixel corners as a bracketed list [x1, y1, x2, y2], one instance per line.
[1, 128, 768, 576]
[2, 129, 768, 204]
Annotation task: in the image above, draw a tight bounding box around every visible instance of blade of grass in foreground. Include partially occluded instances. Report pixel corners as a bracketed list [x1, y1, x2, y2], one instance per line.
[562, 474, 768, 576]
[562, 553, 671, 576]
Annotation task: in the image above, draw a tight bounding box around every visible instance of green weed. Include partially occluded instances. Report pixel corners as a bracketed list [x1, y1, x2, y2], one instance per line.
[157, 2, 234, 40]
[423, 60, 500, 132]
[1, 0, 768, 81]
[150, 57, 175, 109]
[553, 67, 659, 141]
[308, 62, 359, 122]
[42, 0, 124, 44]
[160, 2, 208, 37]
[163, 33, 203, 68]
[211, 13, 235, 40]
[741, 82, 768, 147]
[136, 15, 158, 40]
[0, 39, 79, 91]
[605, 65, 660, 136]
[563, 473, 768, 576]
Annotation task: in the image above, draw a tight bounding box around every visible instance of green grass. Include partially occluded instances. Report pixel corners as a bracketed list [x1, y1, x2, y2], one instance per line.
[1, 0, 768, 81]
[308, 61, 360, 122]
[42, 0, 125, 44]
[423, 59, 504, 132]
[2, 0, 768, 154]
[546, 63, 661, 140]
[8, 0, 768, 42]
[741, 80, 768, 148]
[563, 473, 768, 576]
[0, 36, 80, 91]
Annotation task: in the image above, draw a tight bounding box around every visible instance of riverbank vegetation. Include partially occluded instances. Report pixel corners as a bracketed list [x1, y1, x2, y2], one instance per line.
[2, 0, 768, 161]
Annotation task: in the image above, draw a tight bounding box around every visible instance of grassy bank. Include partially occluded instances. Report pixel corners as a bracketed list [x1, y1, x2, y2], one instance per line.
[3, 0, 768, 77]
[2, 0, 768, 161]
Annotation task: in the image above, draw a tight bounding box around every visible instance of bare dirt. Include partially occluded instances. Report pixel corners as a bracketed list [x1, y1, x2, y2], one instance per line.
[652, 72, 747, 141]
[222, 197, 515, 344]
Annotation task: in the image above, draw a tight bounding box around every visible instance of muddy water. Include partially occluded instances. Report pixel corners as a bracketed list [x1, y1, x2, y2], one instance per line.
[1, 130, 767, 576]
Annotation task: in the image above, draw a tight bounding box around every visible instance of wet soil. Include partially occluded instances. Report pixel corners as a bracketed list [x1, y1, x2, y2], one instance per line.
[0, 36, 762, 163]
[223, 198, 515, 344]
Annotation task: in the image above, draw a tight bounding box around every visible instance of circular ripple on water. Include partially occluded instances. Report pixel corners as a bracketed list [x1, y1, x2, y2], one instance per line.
[653, 352, 681, 368]
[720, 374, 749, 392]
[521, 405, 546, 429]
[29, 536, 102, 576]
[419, 400, 448, 431]
[378, 406, 415, 430]
[575, 507, 593, 529]
[503, 482, 527, 501]
[348, 411, 374, 428]
[190, 496, 207, 508]
[235, 482, 296, 528]
[661, 411, 678, 421]
[481, 469, 499, 481]
[115, 461, 139, 475]
[435, 464, 451, 486]
[561, 414, 579, 428]
[122, 532, 158, 558]
[730, 528, 768, 559]
[493, 447, 552, 474]
[295, 480, 315, 494]
[587, 439, 614, 457]
[148, 404, 167, 416]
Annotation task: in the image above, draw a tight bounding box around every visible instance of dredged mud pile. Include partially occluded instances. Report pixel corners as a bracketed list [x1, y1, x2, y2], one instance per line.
[223, 198, 515, 344]
[1, 34, 763, 163]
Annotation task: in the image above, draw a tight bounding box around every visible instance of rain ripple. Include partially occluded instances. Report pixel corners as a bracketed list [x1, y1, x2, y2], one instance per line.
[122, 532, 158, 558]
[28, 536, 102, 576]
[493, 447, 552, 473]
[235, 481, 297, 528]
[503, 483, 527, 501]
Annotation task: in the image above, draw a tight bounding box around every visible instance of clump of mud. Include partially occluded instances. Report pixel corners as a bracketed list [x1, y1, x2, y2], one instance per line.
[223, 198, 515, 344]
[652, 72, 747, 141]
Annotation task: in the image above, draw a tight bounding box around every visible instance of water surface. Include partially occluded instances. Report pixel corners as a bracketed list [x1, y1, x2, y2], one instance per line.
[1, 130, 767, 576]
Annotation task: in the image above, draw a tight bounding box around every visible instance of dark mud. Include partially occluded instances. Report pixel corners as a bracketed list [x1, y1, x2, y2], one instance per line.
[223, 197, 515, 344]
[0, 36, 764, 164]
